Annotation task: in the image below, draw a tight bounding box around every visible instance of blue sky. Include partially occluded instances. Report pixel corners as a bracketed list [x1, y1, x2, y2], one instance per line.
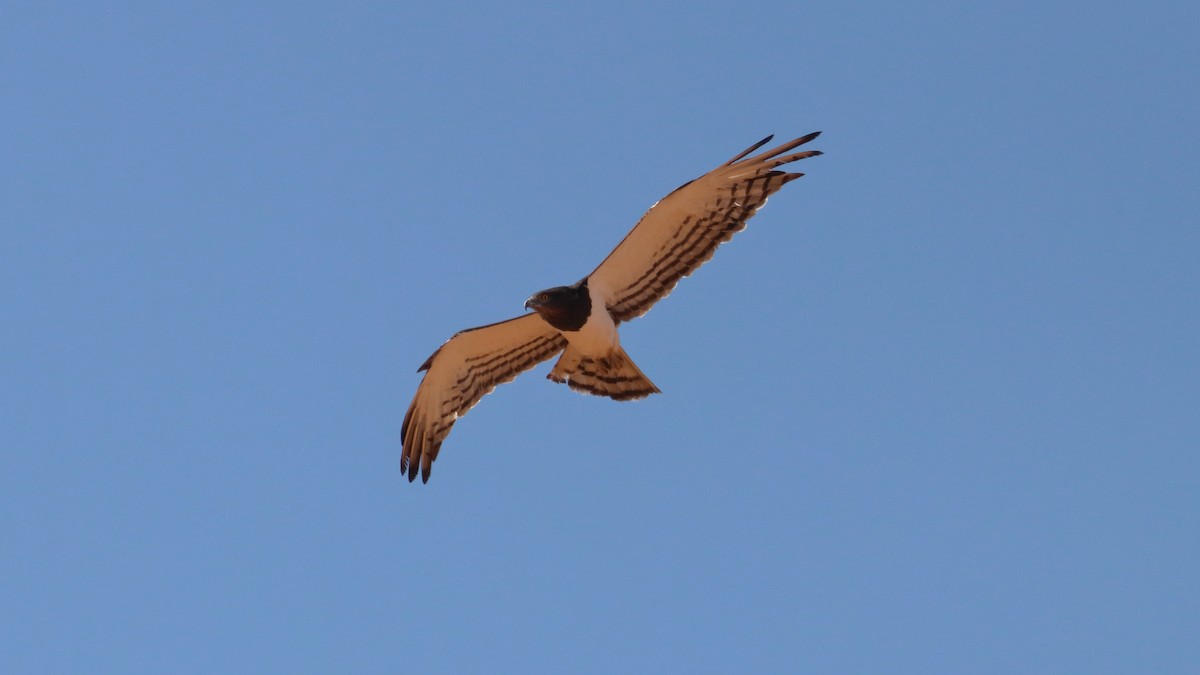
[3, 2, 1197, 672]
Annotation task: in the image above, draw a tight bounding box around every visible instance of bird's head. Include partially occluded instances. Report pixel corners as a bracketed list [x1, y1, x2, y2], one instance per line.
[524, 285, 573, 312]
[524, 280, 591, 332]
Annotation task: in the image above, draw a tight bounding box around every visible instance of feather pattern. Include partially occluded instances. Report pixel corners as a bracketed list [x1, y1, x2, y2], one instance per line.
[547, 345, 661, 401]
[588, 132, 821, 323]
[401, 314, 566, 482]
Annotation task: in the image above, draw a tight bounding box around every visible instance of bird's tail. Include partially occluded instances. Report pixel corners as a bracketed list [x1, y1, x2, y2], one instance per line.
[548, 345, 661, 401]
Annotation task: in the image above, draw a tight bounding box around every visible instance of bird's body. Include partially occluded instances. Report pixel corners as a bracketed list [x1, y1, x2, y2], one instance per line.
[561, 281, 617, 355]
[402, 132, 822, 482]
[522, 278, 655, 399]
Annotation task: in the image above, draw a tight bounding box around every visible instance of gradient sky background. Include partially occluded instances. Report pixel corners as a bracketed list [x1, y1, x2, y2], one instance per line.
[3, 2, 1197, 673]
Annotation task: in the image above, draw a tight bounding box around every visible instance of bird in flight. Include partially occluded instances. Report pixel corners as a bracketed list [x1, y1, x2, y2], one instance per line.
[402, 132, 822, 482]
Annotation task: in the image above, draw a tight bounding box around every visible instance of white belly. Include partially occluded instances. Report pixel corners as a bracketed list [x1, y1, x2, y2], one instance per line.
[562, 282, 619, 356]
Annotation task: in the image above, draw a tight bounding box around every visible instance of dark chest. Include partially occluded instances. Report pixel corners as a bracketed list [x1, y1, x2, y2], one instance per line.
[542, 287, 591, 332]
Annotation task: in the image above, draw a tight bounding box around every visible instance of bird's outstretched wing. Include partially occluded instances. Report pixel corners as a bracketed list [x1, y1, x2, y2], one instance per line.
[588, 132, 822, 323]
[402, 314, 566, 482]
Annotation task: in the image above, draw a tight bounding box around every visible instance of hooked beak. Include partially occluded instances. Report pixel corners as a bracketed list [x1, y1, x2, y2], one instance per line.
[524, 297, 539, 311]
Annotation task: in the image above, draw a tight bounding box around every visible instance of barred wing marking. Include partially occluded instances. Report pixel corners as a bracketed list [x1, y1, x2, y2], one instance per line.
[402, 313, 566, 482]
[588, 132, 822, 323]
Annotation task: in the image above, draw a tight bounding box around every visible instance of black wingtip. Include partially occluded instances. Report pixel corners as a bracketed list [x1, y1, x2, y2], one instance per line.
[725, 134, 776, 165]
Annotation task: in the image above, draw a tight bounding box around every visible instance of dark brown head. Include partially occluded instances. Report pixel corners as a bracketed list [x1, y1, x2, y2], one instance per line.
[524, 279, 591, 332]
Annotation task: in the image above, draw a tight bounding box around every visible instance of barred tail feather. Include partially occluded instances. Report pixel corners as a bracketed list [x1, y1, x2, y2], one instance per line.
[547, 345, 661, 401]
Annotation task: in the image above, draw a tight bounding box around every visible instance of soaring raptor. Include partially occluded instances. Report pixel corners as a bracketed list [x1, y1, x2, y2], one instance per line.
[402, 132, 822, 482]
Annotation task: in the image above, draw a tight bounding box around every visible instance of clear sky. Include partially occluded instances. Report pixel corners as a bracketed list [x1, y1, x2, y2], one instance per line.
[3, 2, 1197, 673]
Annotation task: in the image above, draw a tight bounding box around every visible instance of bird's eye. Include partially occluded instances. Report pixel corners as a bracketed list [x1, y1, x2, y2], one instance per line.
[539, 293, 549, 301]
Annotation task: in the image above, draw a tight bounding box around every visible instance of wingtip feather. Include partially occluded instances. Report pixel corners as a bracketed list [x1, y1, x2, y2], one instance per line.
[724, 134, 775, 166]
[421, 454, 432, 483]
